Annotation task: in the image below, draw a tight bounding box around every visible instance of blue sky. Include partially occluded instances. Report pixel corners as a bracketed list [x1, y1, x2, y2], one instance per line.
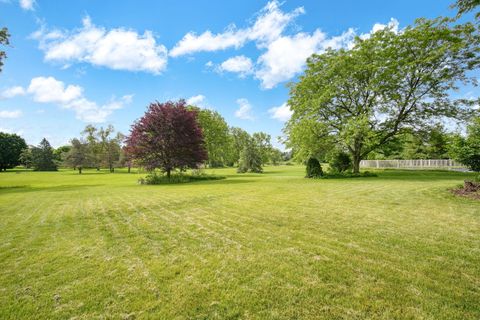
[0, 0, 471, 148]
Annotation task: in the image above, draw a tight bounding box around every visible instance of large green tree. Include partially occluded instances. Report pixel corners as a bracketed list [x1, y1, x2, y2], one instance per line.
[0, 132, 27, 171]
[287, 18, 480, 173]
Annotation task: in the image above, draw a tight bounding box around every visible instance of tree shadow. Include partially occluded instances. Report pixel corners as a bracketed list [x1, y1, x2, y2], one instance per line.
[0, 184, 104, 195]
[369, 169, 476, 182]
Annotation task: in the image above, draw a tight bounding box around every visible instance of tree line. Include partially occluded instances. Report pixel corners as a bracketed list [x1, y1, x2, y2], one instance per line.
[0, 101, 287, 174]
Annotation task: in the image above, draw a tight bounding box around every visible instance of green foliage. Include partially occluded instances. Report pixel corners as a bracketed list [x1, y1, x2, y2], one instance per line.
[449, 117, 480, 172]
[32, 138, 57, 171]
[320, 171, 378, 179]
[305, 157, 323, 178]
[452, 0, 480, 19]
[0, 27, 10, 72]
[19, 148, 33, 168]
[287, 18, 480, 172]
[79, 125, 123, 172]
[229, 127, 251, 166]
[191, 107, 232, 167]
[237, 142, 263, 173]
[53, 145, 71, 163]
[269, 148, 283, 165]
[284, 117, 334, 163]
[328, 150, 352, 173]
[0, 132, 27, 171]
[252, 132, 272, 165]
[64, 138, 92, 174]
[139, 171, 225, 184]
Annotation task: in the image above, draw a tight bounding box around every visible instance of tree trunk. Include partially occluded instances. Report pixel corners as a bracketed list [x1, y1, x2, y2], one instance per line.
[167, 169, 171, 181]
[78, 167, 82, 174]
[352, 155, 361, 174]
[128, 165, 131, 173]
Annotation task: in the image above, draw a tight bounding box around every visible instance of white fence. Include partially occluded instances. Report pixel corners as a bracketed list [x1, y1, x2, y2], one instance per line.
[360, 159, 466, 170]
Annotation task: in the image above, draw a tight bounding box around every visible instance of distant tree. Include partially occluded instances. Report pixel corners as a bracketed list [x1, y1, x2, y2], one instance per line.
[82, 125, 101, 170]
[0, 132, 27, 171]
[118, 146, 134, 173]
[126, 100, 208, 180]
[270, 148, 283, 165]
[19, 147, 33, 168]
[305, 157, 323, 178]
[0, 27, 10, 73]
[229, 127, 251, 166]
[64, 138, 91, 174]
[97, 125, 122, 172]
[449, 117, 480, 172]
[281, 150, 293, 162]
[287, 18, 480, 173]
[191, 107, 231, 167]
[53, 145, 71, 163]
[32, 138, 57, 171]
[452, 0, 480, 19]
[237, 140, 263, 173]
[252, 132, 273, 165]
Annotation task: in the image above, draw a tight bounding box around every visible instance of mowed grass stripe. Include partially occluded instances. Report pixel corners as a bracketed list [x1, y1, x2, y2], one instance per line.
[0, 166, 479, 319]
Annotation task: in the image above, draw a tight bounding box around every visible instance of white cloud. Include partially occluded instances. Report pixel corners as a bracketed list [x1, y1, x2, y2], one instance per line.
[19, 0, 34, 10]
[360, 18, 399, 41]
[218, 55, 253, 78]
[169, 0, 399, 90]
[255, 30, 325, 89]
[0, 110, 22, 118]
[187, 94, 208, 108]
[235, 98, 254, 120]
[170, 0, 303, 57]
[32, 16, 168, 74]
[371, 18, 399, 34]
[27, 76, 83, 104]
[170, 27, 248, 58]
[1, 86, 26, 99]
[268, 103, 292, 122]
[3, 77, 132, 123]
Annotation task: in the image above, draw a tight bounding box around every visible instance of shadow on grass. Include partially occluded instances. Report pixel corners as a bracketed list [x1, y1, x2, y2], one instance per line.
[0, 184, 104, 194]
[369, 169, 476, 182]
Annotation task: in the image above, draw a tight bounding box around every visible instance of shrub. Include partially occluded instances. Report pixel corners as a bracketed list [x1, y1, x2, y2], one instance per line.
[138, 171, 224, 185]
[321, 171, 378, 179]
[328, 150, 352, 173]
[305, 157, 323, 178]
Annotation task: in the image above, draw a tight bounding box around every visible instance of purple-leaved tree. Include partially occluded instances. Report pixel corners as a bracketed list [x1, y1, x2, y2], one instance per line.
[126, 100, 207, 179]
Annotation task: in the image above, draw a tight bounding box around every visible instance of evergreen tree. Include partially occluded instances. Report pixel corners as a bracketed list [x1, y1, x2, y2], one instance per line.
[32, 138, 57, 171]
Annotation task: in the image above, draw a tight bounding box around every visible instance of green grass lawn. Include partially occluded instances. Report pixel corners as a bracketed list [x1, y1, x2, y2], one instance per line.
[0, 166, 479, 319]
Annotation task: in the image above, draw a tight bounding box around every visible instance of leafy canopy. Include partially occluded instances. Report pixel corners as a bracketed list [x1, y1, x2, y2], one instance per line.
[126, 100, 208, 178]
[287, 18, 480, 172]
[0, 132, 27, 171]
